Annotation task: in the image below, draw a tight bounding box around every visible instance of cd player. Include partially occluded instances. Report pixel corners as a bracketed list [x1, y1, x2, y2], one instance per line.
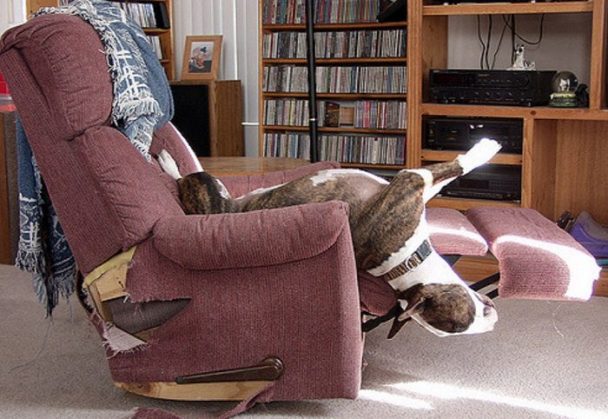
[424, 117, 523, 153]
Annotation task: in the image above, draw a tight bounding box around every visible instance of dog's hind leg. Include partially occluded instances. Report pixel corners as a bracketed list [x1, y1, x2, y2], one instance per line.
[410, 138, 501, 203]
[351, 139, 500, 275]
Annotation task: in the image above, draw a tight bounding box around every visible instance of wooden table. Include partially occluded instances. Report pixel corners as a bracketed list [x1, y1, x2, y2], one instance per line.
[198, 156, 310, 176]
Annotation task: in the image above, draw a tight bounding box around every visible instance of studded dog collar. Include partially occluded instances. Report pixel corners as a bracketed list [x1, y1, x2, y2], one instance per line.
[383, 240, 433, 282]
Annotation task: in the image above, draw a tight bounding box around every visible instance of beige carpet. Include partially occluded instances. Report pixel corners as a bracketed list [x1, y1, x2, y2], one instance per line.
[1, 263, 608, 419]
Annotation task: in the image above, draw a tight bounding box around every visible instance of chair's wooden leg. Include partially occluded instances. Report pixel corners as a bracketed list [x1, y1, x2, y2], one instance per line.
[114, 380, 272, 401]
[116, 357, 284, 401]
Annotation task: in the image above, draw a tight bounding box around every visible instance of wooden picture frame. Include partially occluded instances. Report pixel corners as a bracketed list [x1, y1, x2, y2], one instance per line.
[181, 35, 222, 80]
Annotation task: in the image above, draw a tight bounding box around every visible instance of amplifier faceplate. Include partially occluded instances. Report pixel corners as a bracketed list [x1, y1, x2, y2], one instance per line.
[429, 69, 556, 107]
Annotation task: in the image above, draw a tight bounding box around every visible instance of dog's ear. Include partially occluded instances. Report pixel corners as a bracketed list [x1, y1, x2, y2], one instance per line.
[397, 295, 426, 321]
[387, 316, 411, 339]
[387, 285, 426, 339]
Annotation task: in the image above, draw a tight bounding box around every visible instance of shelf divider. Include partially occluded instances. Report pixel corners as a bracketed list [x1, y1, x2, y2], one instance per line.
[590, 0, 608, 109]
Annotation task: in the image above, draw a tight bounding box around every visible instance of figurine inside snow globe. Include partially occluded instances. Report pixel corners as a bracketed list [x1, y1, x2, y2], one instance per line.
[549, 71, 579, 107]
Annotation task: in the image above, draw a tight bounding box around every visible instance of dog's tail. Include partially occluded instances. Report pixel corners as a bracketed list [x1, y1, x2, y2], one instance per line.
[419, 138, 501, 202]
[456, 138, 502, 175]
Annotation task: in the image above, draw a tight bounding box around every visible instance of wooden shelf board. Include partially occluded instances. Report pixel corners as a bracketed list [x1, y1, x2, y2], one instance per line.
[263, 125, 406, 135]
[422, 149, 522, 165]
[263, 125, 309, 132]
[421, 103, 608, 120]
[339, 162, 405, 170]
[262, 22, 407, 31]
[263, 57, 407, 65]
[429, 196, 520, 211]
[320, 127, 406, 135]
[423, 1, 593, 16]
[263, 92, 407, 99]
[143, 28, 170, 35]
[422, 103, 532, 118]
[530, 107, 608, 120]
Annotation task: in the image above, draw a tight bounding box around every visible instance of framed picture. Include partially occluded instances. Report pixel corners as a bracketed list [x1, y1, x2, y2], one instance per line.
[181, 35, 222, 80]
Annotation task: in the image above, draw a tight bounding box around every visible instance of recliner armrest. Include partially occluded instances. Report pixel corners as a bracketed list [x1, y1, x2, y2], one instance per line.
[152, 201, 351, 270]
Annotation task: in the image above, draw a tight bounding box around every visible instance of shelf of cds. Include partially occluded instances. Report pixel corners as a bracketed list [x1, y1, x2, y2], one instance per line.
[109, 0, 174, 79]
[27, 0, 175, 79]
[262, 0, 383, 24]
[262, 131, 405, 166]
[259, 0, 407, 169]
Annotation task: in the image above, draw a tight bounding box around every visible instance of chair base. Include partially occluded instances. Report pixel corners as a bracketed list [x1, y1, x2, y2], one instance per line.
[115, 380, 272, 401]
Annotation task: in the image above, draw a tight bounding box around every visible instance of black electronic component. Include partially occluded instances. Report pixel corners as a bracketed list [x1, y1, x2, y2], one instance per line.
[441, 165, 521, 201]
[424, 117, 523, 153]
[429, 69, 556, 107]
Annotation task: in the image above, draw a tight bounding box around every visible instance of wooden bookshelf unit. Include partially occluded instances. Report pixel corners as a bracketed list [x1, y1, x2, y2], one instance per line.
[258, 0, 407, 170]
[26, 0, 175, 80]
[0, 109, 17, 265]
[170, 80, 244, 157]
[407, 0, 608, 226]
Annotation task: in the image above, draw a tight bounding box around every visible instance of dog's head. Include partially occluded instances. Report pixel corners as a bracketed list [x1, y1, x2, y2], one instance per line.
[388, 252, 498, 338]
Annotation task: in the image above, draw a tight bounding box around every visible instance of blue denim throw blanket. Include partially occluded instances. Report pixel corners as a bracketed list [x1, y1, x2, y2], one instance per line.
[36, 0, 174, 159]
[17, 0, 174, 315]
[15, 118, 77, 316]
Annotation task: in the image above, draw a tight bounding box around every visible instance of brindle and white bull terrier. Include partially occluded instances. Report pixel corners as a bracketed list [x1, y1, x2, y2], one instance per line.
[157, 139, 501, 338]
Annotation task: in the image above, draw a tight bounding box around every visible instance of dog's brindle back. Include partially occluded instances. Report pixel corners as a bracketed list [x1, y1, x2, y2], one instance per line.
[179, 162, 464, 273]
[166, 148, 499, 337]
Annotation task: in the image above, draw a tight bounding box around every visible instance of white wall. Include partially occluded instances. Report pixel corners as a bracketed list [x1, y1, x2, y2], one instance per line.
[173, 0, 260, 157]
[448, 14, 592, 84]
[0, 0, 25, 36]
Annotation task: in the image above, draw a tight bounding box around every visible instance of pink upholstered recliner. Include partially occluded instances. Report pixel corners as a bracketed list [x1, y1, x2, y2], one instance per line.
[0, 14, 362, 403]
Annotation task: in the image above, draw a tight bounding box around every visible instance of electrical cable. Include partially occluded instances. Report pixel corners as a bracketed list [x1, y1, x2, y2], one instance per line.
[485, 15, 493, 70]
[510, 14, 516, 64]
[503, 13, 545, 46]
[477, 15, 487, 69]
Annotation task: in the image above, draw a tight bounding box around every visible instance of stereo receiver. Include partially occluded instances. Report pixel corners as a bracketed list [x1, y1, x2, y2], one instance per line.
[429, 69, 556, 106]
[424, 117, 523, 153]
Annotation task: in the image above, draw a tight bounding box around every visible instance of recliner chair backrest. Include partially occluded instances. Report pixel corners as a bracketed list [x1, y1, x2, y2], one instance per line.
[0, 14, 198, 273]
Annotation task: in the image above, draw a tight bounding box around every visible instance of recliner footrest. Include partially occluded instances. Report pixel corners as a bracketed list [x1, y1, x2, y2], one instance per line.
[427, 208, 488, 256]
[467, 207, 600, 300]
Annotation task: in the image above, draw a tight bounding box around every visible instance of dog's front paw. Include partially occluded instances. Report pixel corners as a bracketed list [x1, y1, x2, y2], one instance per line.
[158, 149, 182, 180]
[457, 138, 502, 174]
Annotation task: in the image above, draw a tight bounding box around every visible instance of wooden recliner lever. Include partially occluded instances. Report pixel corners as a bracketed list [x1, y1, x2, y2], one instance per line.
[175, 357, 284, 385]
